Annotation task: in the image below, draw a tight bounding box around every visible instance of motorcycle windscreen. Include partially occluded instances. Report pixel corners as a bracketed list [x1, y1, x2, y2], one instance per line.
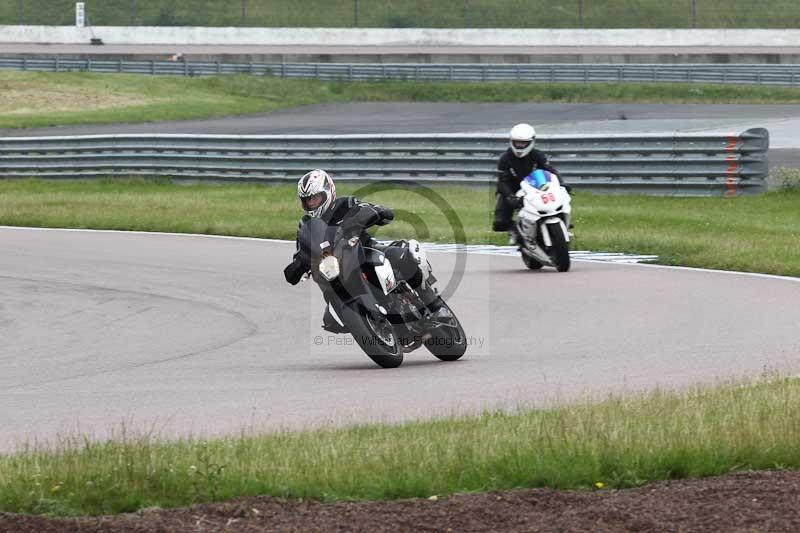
[297, 217, 335, 260]
[525, 169, 555, 189]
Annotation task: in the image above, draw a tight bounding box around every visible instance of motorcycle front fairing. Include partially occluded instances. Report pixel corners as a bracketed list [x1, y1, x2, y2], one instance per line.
[297, 217, 386, 320]
[518, 176, 571, 235]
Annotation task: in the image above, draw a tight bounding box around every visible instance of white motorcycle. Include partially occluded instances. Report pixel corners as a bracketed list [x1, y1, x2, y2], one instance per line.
[514, 169, 572, 272]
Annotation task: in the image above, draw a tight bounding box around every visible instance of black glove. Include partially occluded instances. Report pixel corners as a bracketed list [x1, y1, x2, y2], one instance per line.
[508, 196, 524, 210]
[377, 206, 394, 226]
[341, 220, 365, 238]
[284, 259, 308, 285]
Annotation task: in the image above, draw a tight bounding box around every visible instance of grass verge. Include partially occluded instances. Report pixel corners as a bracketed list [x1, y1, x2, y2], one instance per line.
[1, 376, 799, 516]
[4, 0, 800, 29]
[5, 72, 800, 129]
[0, 178, 798, 277]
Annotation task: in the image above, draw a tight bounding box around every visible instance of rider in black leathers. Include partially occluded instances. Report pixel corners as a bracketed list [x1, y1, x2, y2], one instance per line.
[283, 170, 438, 333]
[283, 194, 398, 285]
[493, 123, 568, 243]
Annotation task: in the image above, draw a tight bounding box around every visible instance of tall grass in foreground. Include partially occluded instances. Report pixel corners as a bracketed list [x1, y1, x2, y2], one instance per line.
[1, 378, 799, 516]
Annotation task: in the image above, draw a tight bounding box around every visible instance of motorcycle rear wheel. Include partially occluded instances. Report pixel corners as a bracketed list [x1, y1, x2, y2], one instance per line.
[424, 299, 467, 361]
[522, 254, 543, 270]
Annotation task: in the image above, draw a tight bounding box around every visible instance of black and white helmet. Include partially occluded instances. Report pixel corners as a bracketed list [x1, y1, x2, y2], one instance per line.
[298, 169, 336, 218]
[509, 123, 536, 158]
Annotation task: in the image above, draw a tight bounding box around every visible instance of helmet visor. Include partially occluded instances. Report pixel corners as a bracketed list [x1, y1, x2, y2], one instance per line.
[512, 139, 532, 150]
[301, 192, 327, 212]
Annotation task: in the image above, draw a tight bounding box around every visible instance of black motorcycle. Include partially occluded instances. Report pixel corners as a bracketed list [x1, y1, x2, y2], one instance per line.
[297, 217, 467, 368]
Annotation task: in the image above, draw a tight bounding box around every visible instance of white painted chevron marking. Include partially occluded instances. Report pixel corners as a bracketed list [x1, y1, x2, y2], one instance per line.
[379, 241, 659, 264]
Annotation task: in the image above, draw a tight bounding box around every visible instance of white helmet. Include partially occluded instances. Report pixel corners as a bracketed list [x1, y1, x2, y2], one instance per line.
[298, 169, 336, 218]
[509, 123, 536, 158]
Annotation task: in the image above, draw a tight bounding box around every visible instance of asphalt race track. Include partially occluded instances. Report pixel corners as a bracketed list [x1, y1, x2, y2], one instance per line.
[1, 227, 798, 451]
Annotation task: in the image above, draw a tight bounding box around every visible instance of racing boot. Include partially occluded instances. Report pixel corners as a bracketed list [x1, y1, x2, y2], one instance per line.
[418, 284, 442, 312]
[405, 267, 441, 312]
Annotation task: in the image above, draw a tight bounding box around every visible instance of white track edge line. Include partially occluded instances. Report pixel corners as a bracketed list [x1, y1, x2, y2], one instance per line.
[2, 225, 798, 283]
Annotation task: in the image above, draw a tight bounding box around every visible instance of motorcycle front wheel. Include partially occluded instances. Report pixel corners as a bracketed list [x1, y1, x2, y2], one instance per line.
[547, 224, 571, 272]
[344, 305, 404, 368]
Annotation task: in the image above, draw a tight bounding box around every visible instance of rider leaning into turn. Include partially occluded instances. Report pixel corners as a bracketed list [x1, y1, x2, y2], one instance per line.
[493, 123, 567, 244]
[283, 169, 440, 332]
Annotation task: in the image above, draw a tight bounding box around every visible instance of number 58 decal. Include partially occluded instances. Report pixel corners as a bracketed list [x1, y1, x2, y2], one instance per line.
[540, 192, 556, 204]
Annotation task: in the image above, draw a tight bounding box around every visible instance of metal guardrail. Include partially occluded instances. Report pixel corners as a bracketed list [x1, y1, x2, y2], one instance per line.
[0, 130, 769, 196]
[2, 57, 800, 86]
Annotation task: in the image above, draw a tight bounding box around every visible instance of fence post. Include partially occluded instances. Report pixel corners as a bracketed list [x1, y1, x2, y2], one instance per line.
[17, 0, 23, 24]
[463, 0, 472, 28]
[55, 57, 60, 72]
[22, 57, 27, 71]
[241, 0, 247, 26]
[151, 60, 155, 75]
[354, 0, 359, 27]
[118, 59, 123, 72]
[691, 0, 697, 28]
[578, 0, 584, 28]
[130, 0, 136, 25]
[216, 60, 221, 74]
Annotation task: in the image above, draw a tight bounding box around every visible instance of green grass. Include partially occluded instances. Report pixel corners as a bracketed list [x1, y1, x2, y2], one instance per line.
[4, 0, 800, 28]
[6, 71, 800, 130]
[1, 376, 799, 516]
[0, 179, 798, 277]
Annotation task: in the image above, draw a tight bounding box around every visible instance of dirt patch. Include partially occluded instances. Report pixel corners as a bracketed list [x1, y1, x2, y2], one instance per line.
[0, 81, 158, 115]
[1, 469, 799, 532]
